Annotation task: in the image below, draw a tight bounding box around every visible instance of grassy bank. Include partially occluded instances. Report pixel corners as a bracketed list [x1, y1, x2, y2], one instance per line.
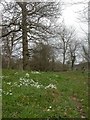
[1, 69, 88, 118]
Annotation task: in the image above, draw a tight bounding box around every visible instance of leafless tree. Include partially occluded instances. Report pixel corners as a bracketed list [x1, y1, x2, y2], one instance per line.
[68, 40, 80, 70]
[0, 0, 61, 70]
[77, 1, 89, 63]
[56, 25, 76, 67]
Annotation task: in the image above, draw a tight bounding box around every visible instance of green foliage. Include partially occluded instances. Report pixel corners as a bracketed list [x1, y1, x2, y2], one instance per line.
[1, 69, 88, 118]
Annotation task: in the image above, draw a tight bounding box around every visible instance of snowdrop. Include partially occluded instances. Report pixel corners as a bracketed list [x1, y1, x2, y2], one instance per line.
[16, 76, 43, 89]
[25, 73, 29, 77]
[13, 82, 18, 86]
[45, 84, 57, 89]
[81, 116, 86, 118]
[49, 106, 52, 109]
[25, 83, 28, 86]
[19, 83, 23, 86]
[35, 82, 39, 85]
[25, 79, 29, 83]
[9, 92, 13, 95]
[7, 82, 11, 85]
[47, 109, 50, 111]
[31, 71, 40, 74]
[30, 79, 35, 83]
[36, 85, 40, 88]
[6, 92, 9, 95]
[18, 85, 21, 87]
[20, 78, 23, 81]
[35, 71, 40, 74]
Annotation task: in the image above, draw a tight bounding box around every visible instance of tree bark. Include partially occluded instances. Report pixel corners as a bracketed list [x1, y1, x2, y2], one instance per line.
[63, 53, 65, 65]
[71, 55, 75, 70]
[22, 3, 29, 70]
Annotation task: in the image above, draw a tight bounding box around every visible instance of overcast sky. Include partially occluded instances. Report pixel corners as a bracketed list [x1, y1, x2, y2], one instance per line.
[0, 0, 88, 63]
[60, 0, 88, 38]
[0, 0, 88, 38]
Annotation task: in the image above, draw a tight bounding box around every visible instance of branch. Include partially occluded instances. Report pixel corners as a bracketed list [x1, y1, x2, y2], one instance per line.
[1, 28, 21, 38]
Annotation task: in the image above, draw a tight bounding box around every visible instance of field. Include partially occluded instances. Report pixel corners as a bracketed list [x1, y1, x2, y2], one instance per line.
[1, 69, 88, 118]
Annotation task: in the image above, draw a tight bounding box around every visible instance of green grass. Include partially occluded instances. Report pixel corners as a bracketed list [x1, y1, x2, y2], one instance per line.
[1, 69, 88, 118]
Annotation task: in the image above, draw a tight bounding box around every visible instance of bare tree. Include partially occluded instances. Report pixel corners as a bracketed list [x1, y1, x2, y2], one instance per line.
[68, 40, 80, 70]
[1, 1, 61, 70]
[77, 1, 89, 63]
[56, 25, 76, 67]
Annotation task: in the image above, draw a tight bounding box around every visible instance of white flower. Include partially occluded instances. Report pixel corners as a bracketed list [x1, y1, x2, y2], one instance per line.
[35, 82, 38, 85]
[25, 73, 29, 77]
[31, 71, 40, 74]
[19, 83, 22, 86]
[18, 76, 43, 89]
[25, 79, 29, 82]
[47, 109, 50, 111]
[13, 82, 18, 86]
[31, 84, 34, 87]
[30, 79, 35, 83]
[35, 71, 40, 74]
[45, 84, 57, 89]
[7, 82, 11, 85]
[20, 78, 23, 81]
[81, 116, 85, 118]
[22, 82, 25, 85]
[25, 84, 28, 86]
[18, 85, 21, 87]
[9, 92, 12, 95]
[36, 85, 40, 88]
[49, 106, 52, 109]
[6, 92, 9, 95]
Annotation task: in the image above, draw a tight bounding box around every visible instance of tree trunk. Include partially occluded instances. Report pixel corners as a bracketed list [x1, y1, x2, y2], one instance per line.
[63, 55, 65, 65]
[71, 55, 75, 70]
[22, 3, 29, 70]
[7, 56, 11, 69]
[62, 42, 66, 67]
[71, 61, 74, 70]
[62, 49, 66, 69]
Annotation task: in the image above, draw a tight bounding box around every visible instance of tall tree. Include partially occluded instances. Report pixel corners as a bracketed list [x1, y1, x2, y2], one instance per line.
[16, 2, 29, 70]
[68, 40, 79, 70]
[56, 25, 76, 67]
[1, 1, 61, 70]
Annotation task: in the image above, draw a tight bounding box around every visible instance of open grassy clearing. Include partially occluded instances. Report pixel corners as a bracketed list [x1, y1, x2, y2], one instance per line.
[1, 69, 88, 118]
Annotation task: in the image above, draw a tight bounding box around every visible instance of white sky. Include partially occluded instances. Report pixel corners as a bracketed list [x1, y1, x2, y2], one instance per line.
[60, 0, 88, 38]
[0, 0, 88, 37]
[0, 0, 88, 63]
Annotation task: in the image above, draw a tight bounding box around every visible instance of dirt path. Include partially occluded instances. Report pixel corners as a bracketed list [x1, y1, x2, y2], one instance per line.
[71, 95, 87, 118]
